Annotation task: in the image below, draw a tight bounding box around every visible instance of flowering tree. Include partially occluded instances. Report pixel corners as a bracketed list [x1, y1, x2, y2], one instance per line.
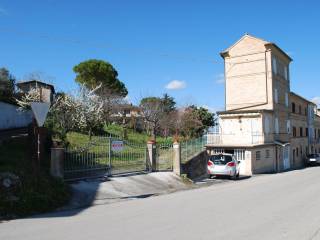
[16, 88, 41, 110]
[72, 84, 104, 139]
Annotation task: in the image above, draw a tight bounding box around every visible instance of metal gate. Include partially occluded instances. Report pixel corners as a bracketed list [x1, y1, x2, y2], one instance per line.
[64, 136, 148, 180]
[110, 139, 148, 175]
[156, 143, 173, 171]
[64, 139, 110, 180]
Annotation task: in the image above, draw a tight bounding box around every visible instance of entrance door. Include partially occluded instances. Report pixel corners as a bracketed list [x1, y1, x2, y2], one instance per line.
[234, 149, 246, 175]
[283, 145, 290, 170]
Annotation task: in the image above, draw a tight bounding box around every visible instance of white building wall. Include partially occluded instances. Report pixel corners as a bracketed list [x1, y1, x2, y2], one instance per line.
[0, 102, 33, 130]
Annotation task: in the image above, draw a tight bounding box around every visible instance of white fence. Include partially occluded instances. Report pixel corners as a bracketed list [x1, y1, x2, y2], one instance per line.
[0, 101, 33, 130]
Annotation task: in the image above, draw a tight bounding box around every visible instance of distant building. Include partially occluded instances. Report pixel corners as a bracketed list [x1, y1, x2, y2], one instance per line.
[207, 34, 320, 175]
[110, 104, 144, 130]
[17, 80, 55, 103]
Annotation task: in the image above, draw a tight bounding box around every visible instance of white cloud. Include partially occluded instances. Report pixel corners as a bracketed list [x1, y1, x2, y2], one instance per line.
[165, 80, 186, 90]
[215, 73, 225, 84]
[312, 97, 320, 107]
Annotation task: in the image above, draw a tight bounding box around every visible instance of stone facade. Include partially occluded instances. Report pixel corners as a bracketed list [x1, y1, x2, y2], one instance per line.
[207, 34, 320, 175]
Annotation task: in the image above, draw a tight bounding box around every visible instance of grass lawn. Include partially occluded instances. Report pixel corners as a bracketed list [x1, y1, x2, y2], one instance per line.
[104, 124, 173, 144]
[65, 127, 174, 174]
[0, 136, 70, 219]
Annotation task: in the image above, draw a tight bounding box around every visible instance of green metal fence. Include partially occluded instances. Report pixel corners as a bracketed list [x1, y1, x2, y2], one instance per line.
[110, 140, 148, 175]
[64, 139, 110, 180]
[181, 135, 207, 163]
[156, 143, 173, 171]
[64, 136, 148, 180]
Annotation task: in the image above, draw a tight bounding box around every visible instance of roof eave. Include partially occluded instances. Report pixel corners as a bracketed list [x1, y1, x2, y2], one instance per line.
[265, 43, 293, 62]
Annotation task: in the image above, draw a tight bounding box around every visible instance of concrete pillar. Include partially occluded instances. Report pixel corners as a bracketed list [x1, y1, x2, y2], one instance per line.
[147, 141, 157, 172]
[173, 142, 181, 176]
[50, 148, 64, 179]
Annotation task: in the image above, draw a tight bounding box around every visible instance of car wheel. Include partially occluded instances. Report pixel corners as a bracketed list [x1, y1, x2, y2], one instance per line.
[231, 174, 237, 180]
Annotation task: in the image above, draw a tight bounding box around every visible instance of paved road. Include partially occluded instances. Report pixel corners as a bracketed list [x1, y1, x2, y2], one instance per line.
[2, 167, 320, 240]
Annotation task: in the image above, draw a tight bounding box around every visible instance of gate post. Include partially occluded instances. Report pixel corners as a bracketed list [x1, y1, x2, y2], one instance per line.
[50, 148, 64, 179]
[173, 142, 181, 175]
[147, 141, 157, 172]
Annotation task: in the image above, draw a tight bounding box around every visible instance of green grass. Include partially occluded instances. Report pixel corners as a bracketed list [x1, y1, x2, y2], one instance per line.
[0, 137, 70, 219]
[104, 124, 173, 144]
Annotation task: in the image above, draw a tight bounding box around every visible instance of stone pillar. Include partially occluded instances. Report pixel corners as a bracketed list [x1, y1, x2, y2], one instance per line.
[147, 141, 157, 172]
[50, 148, 64, 179]
[173, 142, 181, 176]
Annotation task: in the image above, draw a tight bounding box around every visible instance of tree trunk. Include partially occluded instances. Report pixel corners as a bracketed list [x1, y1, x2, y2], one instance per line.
[89, 128, 92, 140]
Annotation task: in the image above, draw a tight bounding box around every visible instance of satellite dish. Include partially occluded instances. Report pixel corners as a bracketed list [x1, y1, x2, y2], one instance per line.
[31, 102, 50, 127]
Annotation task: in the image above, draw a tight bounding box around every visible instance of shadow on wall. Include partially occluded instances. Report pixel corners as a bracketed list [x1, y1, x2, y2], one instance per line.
[182, 150, 208, 180]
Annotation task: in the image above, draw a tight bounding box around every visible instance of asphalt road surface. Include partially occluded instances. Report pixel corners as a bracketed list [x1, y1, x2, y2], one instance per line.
[2, 167, 320, 240]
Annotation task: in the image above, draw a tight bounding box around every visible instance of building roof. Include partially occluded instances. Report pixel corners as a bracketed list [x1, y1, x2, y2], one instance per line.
[290, 92, 316, 106]
[220, 33, 292, 61]
[17, 80, 55, 93]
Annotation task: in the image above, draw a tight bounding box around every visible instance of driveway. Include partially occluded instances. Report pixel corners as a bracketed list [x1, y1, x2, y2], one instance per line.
[1, 167, 320, 240]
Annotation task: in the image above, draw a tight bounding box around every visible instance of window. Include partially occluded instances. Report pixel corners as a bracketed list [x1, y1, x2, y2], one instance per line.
[285, 93, 289, 107]
[274, 89, 279, 103]
[286, 120, 291, 134]
[300, 127, 303, 137]
[256, 151, 261, 161]
[293, 127, 297, 137]
[284, 66, 289, 81]
[265, 116, 270, 134]
[266, 150, 270, 158]
[275, 118, 279, 134]
[234, 149, 245, 161]
[305, 108, 308, 116]
[292, 103, 296, 113]
[296, 148, 299, 157]
[306, 128, 309, 137]
[299, 105, 302, 115]
[272, 57, 277, 74]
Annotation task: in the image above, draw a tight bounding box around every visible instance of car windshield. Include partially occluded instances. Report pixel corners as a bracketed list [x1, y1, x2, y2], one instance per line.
[308, 154, 318, 158]
[210, 155, 233, 165]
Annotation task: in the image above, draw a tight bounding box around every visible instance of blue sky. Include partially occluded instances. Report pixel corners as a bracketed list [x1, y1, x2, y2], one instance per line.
[0, 0, 319, 111]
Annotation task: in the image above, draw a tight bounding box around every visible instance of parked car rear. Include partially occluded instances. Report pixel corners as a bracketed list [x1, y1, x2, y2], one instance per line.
[306, 154, 320, 166]
[207, 154, 240, 179]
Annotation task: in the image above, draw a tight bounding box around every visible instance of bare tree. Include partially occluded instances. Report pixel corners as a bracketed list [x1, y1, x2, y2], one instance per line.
[140, 97, 165, 141]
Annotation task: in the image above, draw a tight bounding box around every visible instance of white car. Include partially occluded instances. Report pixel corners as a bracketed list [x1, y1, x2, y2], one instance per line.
[207, 153, 240, 179]
[306, 154, 320, 165]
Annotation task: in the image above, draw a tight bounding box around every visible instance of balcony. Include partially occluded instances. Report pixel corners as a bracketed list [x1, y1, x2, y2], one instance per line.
[206, 132, 275, 146]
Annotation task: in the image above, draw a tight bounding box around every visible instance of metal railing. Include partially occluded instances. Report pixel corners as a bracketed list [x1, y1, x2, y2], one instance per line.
[181, 135, 207, 163]
[206, 132, 274, 146]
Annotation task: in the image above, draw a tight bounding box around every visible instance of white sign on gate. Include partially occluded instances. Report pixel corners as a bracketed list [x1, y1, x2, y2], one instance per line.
[111, 140, 124, 152]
